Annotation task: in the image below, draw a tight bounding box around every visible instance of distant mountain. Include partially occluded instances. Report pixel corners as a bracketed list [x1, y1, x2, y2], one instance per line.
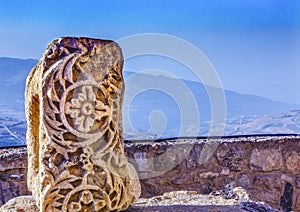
[123, 71, 299, 137]
[0, 57, 299, 144]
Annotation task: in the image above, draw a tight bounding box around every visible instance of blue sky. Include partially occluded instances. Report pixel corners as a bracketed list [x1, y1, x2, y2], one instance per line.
[0, 0, 300, 104]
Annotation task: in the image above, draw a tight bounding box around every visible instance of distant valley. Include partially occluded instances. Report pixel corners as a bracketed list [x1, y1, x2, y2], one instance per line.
[0, 57, 299, 146]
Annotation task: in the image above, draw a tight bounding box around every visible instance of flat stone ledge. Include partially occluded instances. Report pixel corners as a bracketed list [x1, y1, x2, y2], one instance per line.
[0, 196, 37, 212]
[0, 191, 279, 212]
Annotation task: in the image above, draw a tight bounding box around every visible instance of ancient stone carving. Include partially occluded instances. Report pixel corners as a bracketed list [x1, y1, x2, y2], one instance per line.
[25, 37, 140, 211]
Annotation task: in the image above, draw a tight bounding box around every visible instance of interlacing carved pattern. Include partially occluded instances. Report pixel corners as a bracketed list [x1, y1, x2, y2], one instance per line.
[26, 38, 140, 212]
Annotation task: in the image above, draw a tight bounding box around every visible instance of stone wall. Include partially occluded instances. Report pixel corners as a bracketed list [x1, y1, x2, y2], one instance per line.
[0, 135, 299, 211]
[0, 147, 29, 205]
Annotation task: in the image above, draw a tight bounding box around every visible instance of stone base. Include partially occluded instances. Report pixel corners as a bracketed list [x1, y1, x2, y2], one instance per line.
[0, 190, 278, 212]
[0, 196, 37, 212]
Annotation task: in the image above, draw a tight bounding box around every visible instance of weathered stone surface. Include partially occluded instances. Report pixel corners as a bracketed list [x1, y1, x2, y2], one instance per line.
[251, 175, 283, 206]
[295, 192, 300, 212]
[280, 174, 293, 184]
[0, 196, 37, 212]
[25, 37, 140, 211]
[220, 167, 230, 175]
[0, 147, 27, 171]
[285, 151, 300, 173]
[249, 148, 283, 171]
[238, 174, 250, 189]
[296, 176, 300, 189]
[185, 143, 205, 169]
[197, 171, 219, 179]
[216, 144, 246, 171]
[0, 147, 29, 206]
[253, 175, 283, 192]
[251, 190, 280, 206]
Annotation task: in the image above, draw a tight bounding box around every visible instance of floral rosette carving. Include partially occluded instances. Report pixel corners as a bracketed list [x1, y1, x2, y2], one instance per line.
[65, 85, 109, 133]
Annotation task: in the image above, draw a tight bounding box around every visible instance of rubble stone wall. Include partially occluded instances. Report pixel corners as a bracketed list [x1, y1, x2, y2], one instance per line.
[0, 147, 29, 205]
[0, 135, 299, 211]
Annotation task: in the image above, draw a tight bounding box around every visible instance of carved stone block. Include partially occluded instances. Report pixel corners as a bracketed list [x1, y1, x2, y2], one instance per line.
[25, 37, 140, 211]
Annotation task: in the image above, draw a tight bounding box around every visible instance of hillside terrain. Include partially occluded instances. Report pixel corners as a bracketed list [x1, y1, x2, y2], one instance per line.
[0, 57, 299, 146]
